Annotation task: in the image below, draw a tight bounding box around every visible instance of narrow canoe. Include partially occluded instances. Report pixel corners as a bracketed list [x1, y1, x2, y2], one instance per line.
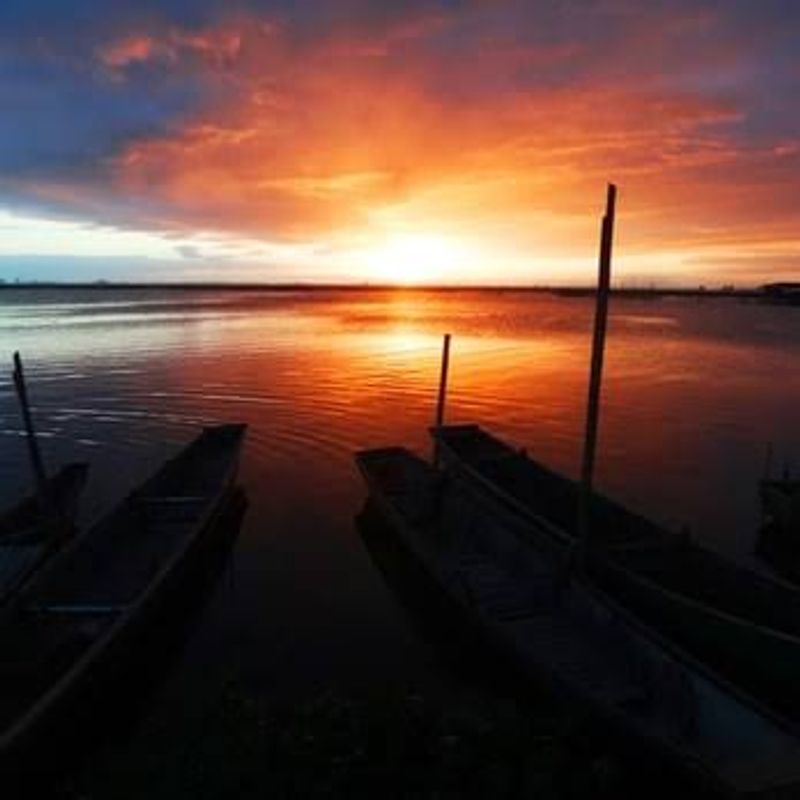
[0, 463, 89, 603]
[756, 480, 800, 582]
[0, 424, 246, 770]
[432, 424, 800, 718]
[0, 463, 89, 543]
[357, 445, 800, 798]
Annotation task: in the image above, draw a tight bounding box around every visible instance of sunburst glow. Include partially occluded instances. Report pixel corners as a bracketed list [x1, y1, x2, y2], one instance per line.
[2, 3, 799, 285]
[358, 233, 472, 285]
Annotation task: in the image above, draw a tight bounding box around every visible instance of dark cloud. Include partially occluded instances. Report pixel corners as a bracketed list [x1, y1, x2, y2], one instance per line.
[0, 0, 798, 282]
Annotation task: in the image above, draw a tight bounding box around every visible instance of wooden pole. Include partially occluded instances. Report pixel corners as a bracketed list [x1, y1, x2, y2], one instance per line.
[574, 184, 617, 570]
[433, 333, 452, 465]
[12, 352, 50, 514]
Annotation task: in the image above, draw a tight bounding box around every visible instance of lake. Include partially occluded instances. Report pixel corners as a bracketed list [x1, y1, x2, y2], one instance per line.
[1, 287, 799, 734]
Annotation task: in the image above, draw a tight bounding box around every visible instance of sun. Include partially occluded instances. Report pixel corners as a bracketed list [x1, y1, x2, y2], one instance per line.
[361, 232, 470, 284]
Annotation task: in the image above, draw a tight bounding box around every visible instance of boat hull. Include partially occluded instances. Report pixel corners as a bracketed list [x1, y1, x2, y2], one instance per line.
[434, 425, 800, 719]
[0, 464, 89, 604]
[356, 446, 800, 798]
[0, 463, 89, 543]
[756, 480, 800, 583]
[0, 426, 246, 779]
[591, 555, 800, 718]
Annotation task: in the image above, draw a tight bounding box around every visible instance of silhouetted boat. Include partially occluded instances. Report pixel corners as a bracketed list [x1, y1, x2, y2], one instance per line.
[756, 478, 800, 583]
[356, 445, 800, 798]
[0, 463, 89, 602]
[0, 464, 88, 543]
[433, 424, 800, 718]
[0, 424, 246, 768]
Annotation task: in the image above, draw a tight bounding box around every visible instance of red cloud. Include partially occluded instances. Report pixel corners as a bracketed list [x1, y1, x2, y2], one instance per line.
[98, 26, 242, 74]
[79, 4, 800, 281]
[98, 35, 157, 69]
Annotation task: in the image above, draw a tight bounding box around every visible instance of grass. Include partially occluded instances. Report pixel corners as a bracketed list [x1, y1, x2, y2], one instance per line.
[58, 682, 638, 800]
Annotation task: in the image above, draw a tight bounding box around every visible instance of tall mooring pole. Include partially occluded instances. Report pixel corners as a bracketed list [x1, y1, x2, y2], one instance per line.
[574, 184, 617, 571]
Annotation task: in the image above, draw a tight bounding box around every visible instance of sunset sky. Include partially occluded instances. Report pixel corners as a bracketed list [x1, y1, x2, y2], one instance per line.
[1, 1, 798, 286]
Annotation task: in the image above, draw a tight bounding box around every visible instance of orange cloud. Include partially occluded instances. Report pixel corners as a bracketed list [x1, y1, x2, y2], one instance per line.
[98, 26, 242, 75]
[84, 6, 800, 283]
[98, 35, 157, 69]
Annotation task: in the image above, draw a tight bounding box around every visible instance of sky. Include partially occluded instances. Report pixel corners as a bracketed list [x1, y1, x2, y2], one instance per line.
[0, 0, 798, 286]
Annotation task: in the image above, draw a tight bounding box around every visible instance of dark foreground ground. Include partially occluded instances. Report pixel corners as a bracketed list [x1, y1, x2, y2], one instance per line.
[41, 505, 699, 800]
[56, 683, 697, 800]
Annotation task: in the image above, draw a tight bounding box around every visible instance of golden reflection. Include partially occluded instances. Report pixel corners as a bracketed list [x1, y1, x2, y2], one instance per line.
[367, 328, 439, 354]
[3, 291, 798, 561]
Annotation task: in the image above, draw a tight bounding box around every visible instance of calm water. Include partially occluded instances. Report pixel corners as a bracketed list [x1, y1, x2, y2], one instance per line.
[1, 288, 799, 711]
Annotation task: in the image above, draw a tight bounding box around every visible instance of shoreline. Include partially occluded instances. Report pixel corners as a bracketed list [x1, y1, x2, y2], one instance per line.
[0, 282, 770, 299]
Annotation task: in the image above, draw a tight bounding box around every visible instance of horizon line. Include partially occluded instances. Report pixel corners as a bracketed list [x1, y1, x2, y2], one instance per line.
[0, 280, 782, 296]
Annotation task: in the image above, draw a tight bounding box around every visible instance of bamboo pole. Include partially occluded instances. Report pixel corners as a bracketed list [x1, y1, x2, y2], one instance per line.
[432, 333, 452, 466]
[12, 352, 50, 516]
[573, 183, 617, 571]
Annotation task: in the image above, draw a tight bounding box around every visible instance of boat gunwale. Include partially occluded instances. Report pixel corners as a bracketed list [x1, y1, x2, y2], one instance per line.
[355, 447, 800, 796]
[0, 462, 89, 542]
[432, 427, 800, 648]
[2, 427, 243, 597]
[359, 445, 800, 733]
[0, 425, 246, 756]
[0, 463, 90, 604]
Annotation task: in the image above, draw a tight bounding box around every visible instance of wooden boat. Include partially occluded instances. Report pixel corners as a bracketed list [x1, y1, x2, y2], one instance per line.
[356, 445, 800, 798]
[0, 463, 89, 603]
[0, 424, 246, 770]
[432, 424, 800, 719]
[756, 479, 800, 582]
[0, 464, 88, 543]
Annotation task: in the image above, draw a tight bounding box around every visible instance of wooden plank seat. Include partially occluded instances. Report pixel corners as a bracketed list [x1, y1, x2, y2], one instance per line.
[25, 604, 126, 615]
[138, 495, 206, 504]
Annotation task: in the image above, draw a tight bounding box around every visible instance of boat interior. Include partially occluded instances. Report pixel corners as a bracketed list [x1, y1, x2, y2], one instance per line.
[437, 425, 800, 638]
[358, 446, 800, 793]
[0, 426, 245, 728]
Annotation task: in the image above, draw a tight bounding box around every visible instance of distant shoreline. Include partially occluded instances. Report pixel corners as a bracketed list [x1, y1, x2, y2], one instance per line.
[0, 282, 770, 299]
